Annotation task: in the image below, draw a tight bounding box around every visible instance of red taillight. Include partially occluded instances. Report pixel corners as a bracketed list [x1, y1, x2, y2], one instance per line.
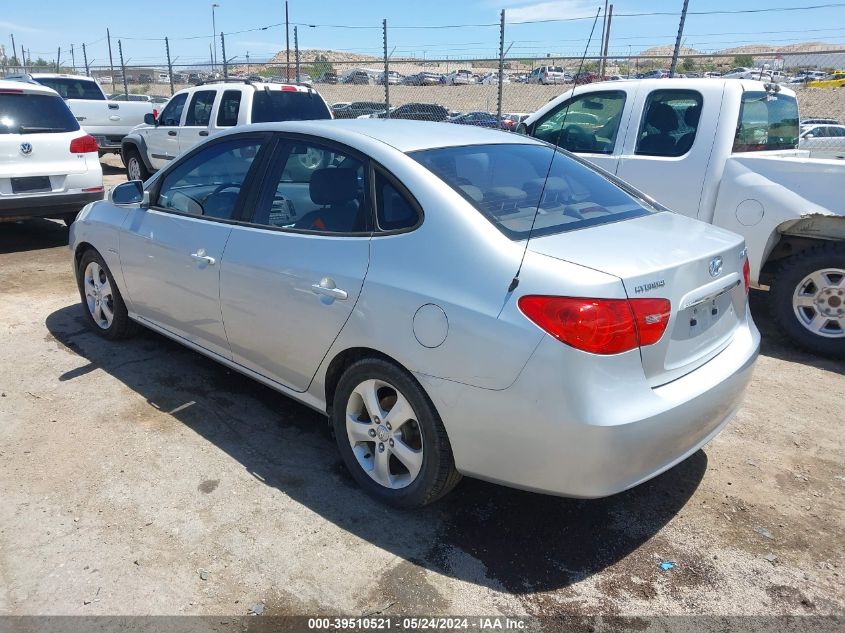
[281, 85, 298, 92]
[152, 108, 159, 119]
[742, 257, 751, 295]
[70, 134, 98, 154]
[0, 88, 24, 94]
[518, 295, 671, 355]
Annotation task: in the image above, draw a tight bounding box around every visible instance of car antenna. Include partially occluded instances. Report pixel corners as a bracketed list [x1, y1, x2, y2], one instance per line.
[508, 6, 602, 293]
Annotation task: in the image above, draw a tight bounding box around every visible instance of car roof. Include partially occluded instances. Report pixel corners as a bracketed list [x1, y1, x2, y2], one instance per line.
[235, 119, 542, 152]
[0, 78, 60, 96]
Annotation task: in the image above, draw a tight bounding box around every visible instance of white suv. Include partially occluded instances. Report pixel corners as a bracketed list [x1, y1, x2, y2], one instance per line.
[0, 79, 103, 225]
[121, 79, 332, 180]
[527, 65, 568, 85]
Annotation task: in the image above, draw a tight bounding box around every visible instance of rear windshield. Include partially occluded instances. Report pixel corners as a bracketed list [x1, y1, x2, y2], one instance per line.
[251, 90, 331, 122]
[34, 77, 104, 100]
[0, 93, 80, 134]
[733, 91, 799, 152]
[411, 143, 655, 240]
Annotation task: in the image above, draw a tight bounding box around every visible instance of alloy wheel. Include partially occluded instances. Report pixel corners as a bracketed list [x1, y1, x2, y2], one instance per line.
[127, 156, 142, 181]
[792, 268, 845, 338]
[83, 261, 115, 329]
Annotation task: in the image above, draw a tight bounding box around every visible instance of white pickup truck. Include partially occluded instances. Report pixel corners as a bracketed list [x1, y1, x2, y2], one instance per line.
[8, 73, 154, 156]
[519, 78, 845, 357]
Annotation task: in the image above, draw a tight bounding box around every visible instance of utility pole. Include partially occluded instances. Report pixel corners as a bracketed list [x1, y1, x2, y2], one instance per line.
[669, 0, 689, 78]
[496, 9, 505, 123]
[82, 42, 89, 76]
[107, 28, 116, 91]
[118, 39, 128, 96]
[285, 1, 290, 82]
[246, 51, 250, 74]
[599, 0, 608, 77]
[9, 34, 17, 69]
[601, 4, 613, 78]
[70, 44, 76, 72]
[221, 32, 228, 79]
[211, 3, 220, 73]
[56, 46, 61, 72]
[165, 37, 174, 95]
[293, 26, 299, 83]
[382, 19, 389, 116]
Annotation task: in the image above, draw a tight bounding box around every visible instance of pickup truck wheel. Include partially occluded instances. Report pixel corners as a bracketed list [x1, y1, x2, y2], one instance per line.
[76, 249, 136, 340]
[331, 358, 461, 507]
[125, 149, 150, 182]
[769, 241, 845, 358]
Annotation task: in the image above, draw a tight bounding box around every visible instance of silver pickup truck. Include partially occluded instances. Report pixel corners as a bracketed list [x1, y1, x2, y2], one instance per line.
[8, 73, 154, 156]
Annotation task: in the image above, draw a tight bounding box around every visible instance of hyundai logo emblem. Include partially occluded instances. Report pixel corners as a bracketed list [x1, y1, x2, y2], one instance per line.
[19, 142, 32, 156]
[709, 256, 724, 278]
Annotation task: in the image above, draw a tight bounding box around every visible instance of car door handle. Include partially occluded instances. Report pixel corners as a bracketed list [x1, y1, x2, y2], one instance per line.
[190, 249, 216, 265]
[108, 103, 119, 110]
[199, 130, 209, 136]
[311, 278, 347, 301]
[168, 130, 177, 136]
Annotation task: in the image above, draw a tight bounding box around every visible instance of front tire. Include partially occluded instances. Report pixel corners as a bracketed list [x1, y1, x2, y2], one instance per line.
[769, 241, 845, 358]
[331, 358, 461, 507]
[124, 148, 151, 182]
[76, 249, 136, 340]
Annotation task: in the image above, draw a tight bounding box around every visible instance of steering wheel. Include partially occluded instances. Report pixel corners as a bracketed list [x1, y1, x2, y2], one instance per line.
[209, 183, 241, 196]
[559, 125, 595, 152]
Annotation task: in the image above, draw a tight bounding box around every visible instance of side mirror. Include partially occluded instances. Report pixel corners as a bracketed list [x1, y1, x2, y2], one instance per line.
[143, 112, 157, 126]
[516, 121, 529, 136]
[111, 180, 147, 206]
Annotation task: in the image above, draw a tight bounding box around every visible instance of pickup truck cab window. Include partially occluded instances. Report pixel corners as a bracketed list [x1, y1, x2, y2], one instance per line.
[34, 77, 105, 100]
[531, 90, 626, 154]
[733, 91, 799, 152]
[636, 89, 703, 157]
[158, 92, 187, 126]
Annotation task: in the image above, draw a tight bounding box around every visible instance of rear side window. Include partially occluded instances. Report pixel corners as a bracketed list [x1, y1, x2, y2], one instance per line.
[412, 143, 655, 240]
[636, 90, 703, 157]
[217, 90, 242, 127]
[733, 91, 799, 152]
[185, 90, 216, 126]
[0, 93, 80, 134]
[34, 78, 104, 100]
[375, 171, 419, 231]
[251, 90, 331, 123]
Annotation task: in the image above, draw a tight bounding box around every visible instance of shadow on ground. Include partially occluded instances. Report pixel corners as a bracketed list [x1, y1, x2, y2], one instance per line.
[46, 303, 710, 593]
[0, 217, 69, 254]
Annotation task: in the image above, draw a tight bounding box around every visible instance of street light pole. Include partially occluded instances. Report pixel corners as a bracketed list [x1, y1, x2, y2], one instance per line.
[211, 3, 220, 74]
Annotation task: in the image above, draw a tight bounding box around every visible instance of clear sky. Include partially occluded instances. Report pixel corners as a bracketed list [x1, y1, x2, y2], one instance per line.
[3, 0, 845, 68]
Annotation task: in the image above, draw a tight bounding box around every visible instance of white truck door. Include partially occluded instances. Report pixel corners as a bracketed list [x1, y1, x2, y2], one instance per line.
[526, 85, 638, 174]
[179, 89, 218, 155]
[615, 83, 723, 218]
[145, 92, 188, 169]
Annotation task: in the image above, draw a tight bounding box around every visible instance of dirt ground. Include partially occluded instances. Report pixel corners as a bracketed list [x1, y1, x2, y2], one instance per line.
[0, 158, 843, 624]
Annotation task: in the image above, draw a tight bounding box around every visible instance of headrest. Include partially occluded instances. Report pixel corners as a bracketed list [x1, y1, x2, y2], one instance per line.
[310, 168, 357, 206]
[645, 102, 678, 133]
[684, 105, 702, 127]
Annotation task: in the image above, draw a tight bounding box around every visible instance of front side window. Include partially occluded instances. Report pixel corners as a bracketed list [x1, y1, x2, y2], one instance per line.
[0, 93, 79, 134]
[412, 143, 656, 240]
[532, 91, 626, 154]
[185, 90, 216, 126]
[158, 92, 187, 127]
[251, 141, 370, 233]
[217, 90, 242, 127]
[733, 91, 799, 152]
[636, 90, 703, 157]
[155, 136, 263, 220]
[35, 78, 104, 100]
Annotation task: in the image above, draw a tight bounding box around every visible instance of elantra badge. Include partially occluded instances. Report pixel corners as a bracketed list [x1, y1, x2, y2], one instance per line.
[20, 142, 32, 156]
[709, 256, 724, 278]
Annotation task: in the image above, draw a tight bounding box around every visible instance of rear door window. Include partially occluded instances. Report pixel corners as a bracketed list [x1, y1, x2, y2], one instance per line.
[216, 90, 242, 127]
[251, 90, 331, 122]
[0, 93, 79, 134]
[733, 91, 799, 152]
[635, 90, 703, 157]
[532, 91, 626, 154]
[185, 90, 217, 126]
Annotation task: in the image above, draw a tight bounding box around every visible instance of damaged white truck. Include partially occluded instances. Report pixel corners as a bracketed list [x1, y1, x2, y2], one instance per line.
[520, 78, 845, 357]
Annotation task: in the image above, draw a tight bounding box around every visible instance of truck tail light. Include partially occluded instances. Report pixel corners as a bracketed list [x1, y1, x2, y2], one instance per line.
[70, 134, 98, 154]
[742, 257, 750, 295]
[518, 296, 671, 355]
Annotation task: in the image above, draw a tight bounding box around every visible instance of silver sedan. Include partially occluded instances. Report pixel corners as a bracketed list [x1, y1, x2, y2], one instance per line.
[69, 120, 760, 507]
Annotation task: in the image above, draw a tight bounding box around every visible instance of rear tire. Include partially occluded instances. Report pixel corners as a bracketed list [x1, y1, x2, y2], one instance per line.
[76, 249, 136, 340]
[769, 241, 845, 358]
[124, 148, 151, 182]
[331, 358, 461, 507]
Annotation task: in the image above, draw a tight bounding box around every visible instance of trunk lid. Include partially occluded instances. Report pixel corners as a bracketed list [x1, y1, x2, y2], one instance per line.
[528, 212, 747, 386]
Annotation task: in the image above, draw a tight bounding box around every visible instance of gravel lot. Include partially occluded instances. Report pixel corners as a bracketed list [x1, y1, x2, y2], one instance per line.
[0, 158, 843, 623]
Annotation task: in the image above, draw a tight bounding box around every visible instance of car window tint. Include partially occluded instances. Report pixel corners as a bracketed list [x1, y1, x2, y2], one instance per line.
[216, 90, 241, 127]
[158, 92, 187, 127]
[35, 78, 105, 100]
[155, 137, 262, 220]
[251, 141, 370, 233]
[412, 143, 655, 240]
[733, 91, 799, 152]
[375, 172, 419, 231]
[185, 90, 216, 126]
[0, 93, 80, 134]
[533, 91, 626, 154]
[250, 90, 331, 122]
[636, 90, 703, 157]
